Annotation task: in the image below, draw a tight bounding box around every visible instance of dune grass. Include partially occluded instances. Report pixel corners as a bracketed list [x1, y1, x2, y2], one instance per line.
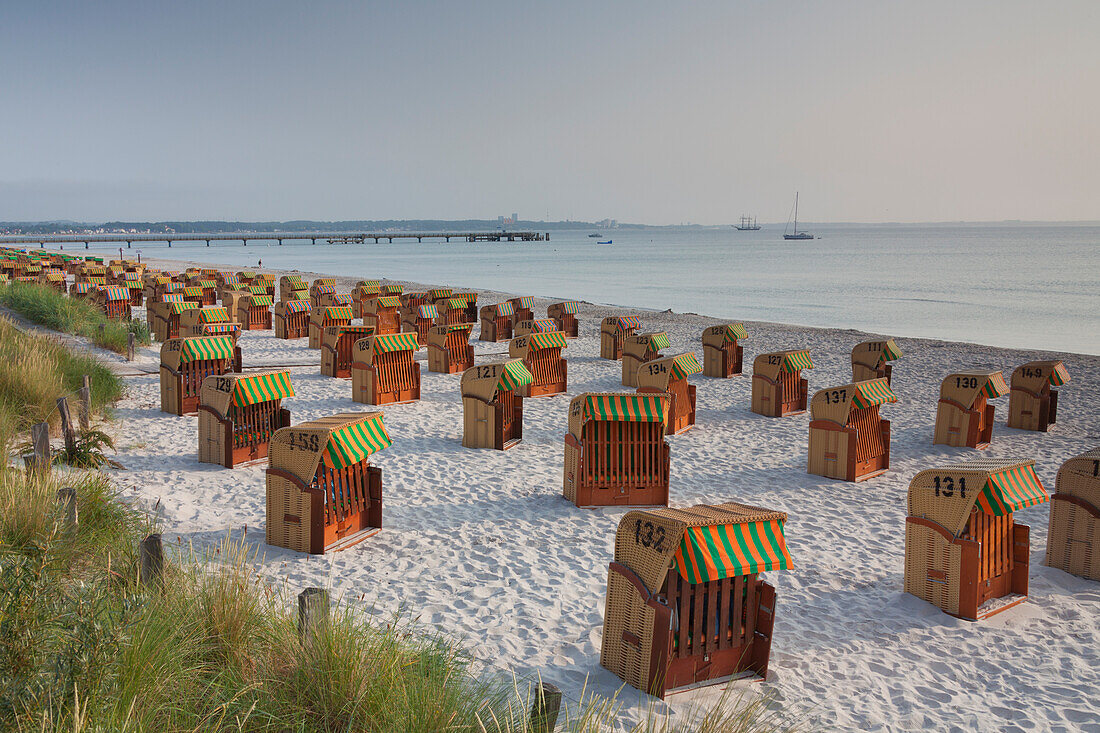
[0, 281, 150, 354]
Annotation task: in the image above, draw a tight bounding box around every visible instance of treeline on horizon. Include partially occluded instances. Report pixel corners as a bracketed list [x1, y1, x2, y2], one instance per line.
[1, 219, 673, 234]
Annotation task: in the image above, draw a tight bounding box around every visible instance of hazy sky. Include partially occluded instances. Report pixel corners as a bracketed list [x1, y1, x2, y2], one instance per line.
[1, 1, 1097, 224]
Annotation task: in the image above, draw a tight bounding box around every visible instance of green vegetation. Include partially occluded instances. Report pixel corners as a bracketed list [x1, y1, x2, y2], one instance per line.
[0, 282, 150, 354]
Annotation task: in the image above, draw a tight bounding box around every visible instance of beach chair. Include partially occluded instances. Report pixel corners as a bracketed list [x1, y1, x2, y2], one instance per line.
[1046, 447, 1100, 581]
[933, 370, 1009, 448]
[622, 332, 670, 387]
[400, 291, 428, 325]
[182, 286, 208, 306]
[321, 324, 375, 378]
[266, 412, 390, 555]
[427, 288, 452, 307]
[751, 350, 814, 417]
[600, 317, 642, 360]
[309, 279, 337, 310]
[351, 333, 421, 405]
[1007, 360, 1071, 432]
[513, 318, 560, 337]
[126, 280, 144, 306]
[363, 295, 402, 335]
[69, 282, 95, 300]
[236, 271, 258, 286]
[509, 331, 568, 397]
[428, 324, 475, 374]
[563, 392, 671, 508]
[180, 306, 238, 342]
[38, 271, 66, 293]
[237, 294, 273, 330]
[220, 290, 249, 323]
[159, 336, 241, 416]
[904, 459, 1047, 620]
[636, 353, 701, 435]
[255, 273, 276, 296]
[198, 370, 293, 467]
[508, 296, 535, 323]
[547, 301, 581, 338]
[309, 305, 353, 349]
[438, 297, 472, 326]
[701, 323, 748, 378]
[279, 275, 306, 301]
[91, 286, 132, 321]
[851, 339, 903, 385]
[479, 302, 515, 342]
[353, 280, 381, 318]
[808, 378, 896, 482]
[404, 303, 437, 344]
[318, 291, 354, 310]
[151, 296, 198, 341]
[274, 299, 311, 339]
[461, 360, 533, 450]
[601, 502, 792, 699]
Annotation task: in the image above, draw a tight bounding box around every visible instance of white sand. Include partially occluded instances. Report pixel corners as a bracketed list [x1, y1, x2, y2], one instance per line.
[101, 258, 1100, 730]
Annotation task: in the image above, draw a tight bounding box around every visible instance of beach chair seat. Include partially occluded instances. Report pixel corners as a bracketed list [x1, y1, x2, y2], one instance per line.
[1047, 448, 1100, 581]
[509, 331, 568, 397]
[428, 324, 475, 374]
[1007, 360, 1071, 432]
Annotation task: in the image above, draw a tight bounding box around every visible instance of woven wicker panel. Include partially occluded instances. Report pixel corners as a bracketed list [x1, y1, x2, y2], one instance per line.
[1047, 448, 1100, 579]
[600, 567, 659, 693]
[199, 369, 290, 417]
[904, 521, 963, 616]
[908, 459, 1040, 537]
[939, 370, 1008, 409]
[1012, 360, 1070, 392]
[753, 350, 812, 381]
[810, 378, 896, 426]
[428, 324, 472, 349]
[852, 339, 902, 370]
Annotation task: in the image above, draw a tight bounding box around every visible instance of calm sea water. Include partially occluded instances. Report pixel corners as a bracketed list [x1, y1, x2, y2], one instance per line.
[106, 223, 1099, 355]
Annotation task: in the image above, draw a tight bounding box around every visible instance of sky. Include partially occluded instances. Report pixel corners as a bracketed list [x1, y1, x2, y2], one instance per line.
[1, 1, 1098, 225]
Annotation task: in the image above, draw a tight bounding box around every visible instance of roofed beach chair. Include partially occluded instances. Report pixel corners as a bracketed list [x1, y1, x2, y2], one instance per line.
[351, 333, 421, 405]
[636, 353, 701, 435]
[460, 360, 533, 450]
[198, 370, 294, 467]
[808, 378, 896, 482]
[751, 350, 814, 417]
[1007, 360, 1071, 432]
[701, 323, 748, 378]
[933, 370, 1009, 448]
[851, 339, 903, 385]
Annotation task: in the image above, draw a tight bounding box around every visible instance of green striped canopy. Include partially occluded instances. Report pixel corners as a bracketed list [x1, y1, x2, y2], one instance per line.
[231, 371, 295, 408]
[428, 288, 451, 298]
[330, 294, 353, 305]
[528, 331, 567, 350]
[673, 518, 792, 583]
[649, 332, 671, 351]
[530, 319, 559, 333]
[283, 300, 311, 314]
[384, 285, 403, 294]
[880, 341, 902, 363]
[198, 307, 230, 323]
[975, 463, 1048, 516]
[446, 298, 468, 308]
[1048, 363, 1071, 386]
[669, 353, 702, 380]
[127, 282, 143, 291]
[178, 336, 235, 363]
[322, 414, 392, 470]
[558, 301, 580, 314]
[417, 304, 439, 319]
[102, 286, 130, 302]
[359, 279, 381, 287]
[498, 360, 534, 392]
[247, 286, 268, 295]
[583, 393, 667, 424]
[851, 379, 898, 409]
[248, 295, 273, 307]
[167, 302, 199, 315]
[284, 275, 304, 283]
[782, 350, 814, 371]
[183, 286, 203, 297]
[122, 272, 140, 280]
[493, 302, 515, 317]
[982, 373, 1010, 398]
[377, 296, 401, 308]
[722, 323, 749, 342]
[373, 332, 418, 352]
[323, 306, 354, 321]
[203, 323, 240, 337]
[441, 323, 473, 333]
[512, 296, 535, 309]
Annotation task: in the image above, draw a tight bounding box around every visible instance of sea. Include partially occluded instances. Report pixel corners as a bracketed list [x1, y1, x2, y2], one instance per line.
[102, 222, 1099, 355]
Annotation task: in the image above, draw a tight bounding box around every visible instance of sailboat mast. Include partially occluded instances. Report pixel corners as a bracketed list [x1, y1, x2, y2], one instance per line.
[794, 191, 799, 232]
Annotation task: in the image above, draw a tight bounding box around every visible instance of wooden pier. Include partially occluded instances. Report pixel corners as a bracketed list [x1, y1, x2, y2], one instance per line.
[0, 231, 550, 249]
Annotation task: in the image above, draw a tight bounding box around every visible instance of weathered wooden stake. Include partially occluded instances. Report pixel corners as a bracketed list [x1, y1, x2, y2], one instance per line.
[139, 533, 163, 586]
[298, 587, 330, 643]
[127, 332, 135, 361]
[56, 397, 76, 461]
[78, 375, 91, 430]
[30, 421, 50, 470]
[57, 487, 78, 531]
[529, 681, 562, 733]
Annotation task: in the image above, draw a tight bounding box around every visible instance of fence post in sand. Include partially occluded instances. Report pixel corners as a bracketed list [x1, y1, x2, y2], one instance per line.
[57, 487, 78, 532]
[57, 397, 76, 460]
[529, 681, 562, 733]
[139, 533, 163, 587]
[78, 375, 91, 430]
[298, 587, 330, 644]
[27, 421, 50, 471]
[128, 332, 135, 362]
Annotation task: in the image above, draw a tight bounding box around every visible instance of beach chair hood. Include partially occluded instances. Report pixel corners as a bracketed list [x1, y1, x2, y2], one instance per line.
[635, 353, 702, 391]
[753, 350, 814, 380]
[460, 359, 534, 402]
[566, 392, 669, 440]
[508, 331, 568, 359]
[200, 369, 294, 418]
[908, 459, 1048, 538]
[939, 370, 1009, 409]
[810, 377, 897, 425]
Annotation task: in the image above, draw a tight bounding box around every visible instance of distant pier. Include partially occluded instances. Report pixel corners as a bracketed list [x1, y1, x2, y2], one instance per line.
[0, 230, 550, 249]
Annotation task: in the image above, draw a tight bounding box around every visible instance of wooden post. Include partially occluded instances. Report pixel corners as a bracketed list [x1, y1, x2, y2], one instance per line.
[29, 421, 50, 470]
[57, 487, 78, 531]
[139, 533, 163, 586]
[57, 398, 76, 461]
[298, 587, 329, 643]
[128, 332, 135, 361]
[529, 681, 562, 733]
[78, 375, 91, 430]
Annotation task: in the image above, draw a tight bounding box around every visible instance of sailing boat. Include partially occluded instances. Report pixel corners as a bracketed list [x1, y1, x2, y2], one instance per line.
[783, 192, 814, 240]
[734, 215, 760, 231]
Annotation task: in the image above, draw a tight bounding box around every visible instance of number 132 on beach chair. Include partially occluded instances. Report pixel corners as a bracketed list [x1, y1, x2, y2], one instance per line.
[601, 502, 792, 699]
[1046, 448, 1100, 581]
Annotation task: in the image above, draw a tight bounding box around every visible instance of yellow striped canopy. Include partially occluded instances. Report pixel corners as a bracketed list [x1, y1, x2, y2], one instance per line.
[528, 332, 567, 350]
[322, 414, 392, 470]
[373, 332, 418, 352]
[851, 379, 898, 409]
[429, 288, 452, 299]
[177, 336, 235, 363]
[783, 350, 814, 371]
[583, 393, 667, 424]
[198, 307, 230, 323]
[167, 302, 199, 315]
[669, 353, 702, 380]
[976, 463, 1048, 516]
[231, 371, 295, 408]
[674, 518, 792, 583]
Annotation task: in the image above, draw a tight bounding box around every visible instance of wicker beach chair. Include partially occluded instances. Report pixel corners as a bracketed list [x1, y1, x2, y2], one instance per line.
[309, 305, 353, 349]
[1007, 360, 1071, 432]
[428, 324, 475, 374]
[851, 339, 903, 385]
[600, 317, 642, 360]
[198, 370, 294, 467]
[321, 324, 375, 378]
[309, 279, 337, 310]
[636, 353, 701, 435]
[509, 331, 568, 397]
[404, 303, 438, 344]
[701, 323, 748, 378]
[513, 318, 560, 337]
[933, 370, 1009, 448]
[159, 336, 241, 415]
[279, 275, 307, 302]
[460, 360, 533, 450]
[351, 333, 421, 405]
[363, 295, 402, 335]
[751, 350, 814, 417]
[236, 294, 273, 330]
[808, 378, 896, 481]
[508, 296, 536, 323]
[479, 302, 515, 342]
[91, 285, 132, 321]
[274, 299, 311, 339]
[622, 332, 670, 387]
[1046, 447, 1100, 581]
[547, 301, 581, 338]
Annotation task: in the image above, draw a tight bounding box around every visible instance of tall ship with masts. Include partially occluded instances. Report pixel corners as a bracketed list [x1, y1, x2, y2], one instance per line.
[783, 192, 814, 240]
[734, 215, 761, 231]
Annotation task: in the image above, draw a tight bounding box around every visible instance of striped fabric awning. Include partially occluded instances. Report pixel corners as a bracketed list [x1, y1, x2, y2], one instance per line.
[650, 333, 671, 351]
[498, 361, 534, 392]
[321, 414, 392, 470]
[257, 273, 276, 282]
[530, 319, 559, 333]
[360, 279, 381, 287]
[373, 332, 418, 352]
[71, 283, 93, 294]
[614, 317, 642, 332]
[583, 393, 667, 424]
[723, 323, 749, 342]
[529, 331, 568, 350]
[282, 300, 311, 314]
[359, 284, 381, 296]
[982, 372, 1010, 398]
[202, 323, 240, 337]
[512, 296, 535, 309]
[673, 518, 793, 583]
[377, 296, 401, 308]
[384, 285, 403, 294]
[247, 286, 268, 295]
[429, 288, 452, 299]
[102, 286, 130, 301]
[446, 298, 468, 308]
[782, 350, 814, 372]
[165, 282, 185, 292]
[122, 272, 140, 281]
[199, 280, 216, 288]
[160, 293, 185, 303]
[976, 463, 1048, 516]
[183, 287, 203, 297]
[168, 302, 199, 315]
[127, 282, 143, 290]
[313, 284, 336, 294]
[1048, 363, 1071, 386]
[493, 302, 515, 317]
[330, 294, 353, 305]
[441, 323, 473, 333]
[669, 353, 702, 380]
[323, 306, 354, 321]
[223, 276, 242, 285]
[559, 301, 580, 314]
[231, 371, 295, 408]
[851, 379, 898, 409]
[283, 275, 304, 283]
[178, 336, 235, 363]
[248, 295, 273, 307]
[88, 277, 106, 285]
[198, 307, 230, 323]
[417, 304, 439, 319]
[880, 341, 903, 363]
[45, 272, 65, 281]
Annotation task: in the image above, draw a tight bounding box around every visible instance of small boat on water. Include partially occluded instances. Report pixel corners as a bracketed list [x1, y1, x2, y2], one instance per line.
[596, 240, 612, 245]
[734, 215, 761, 231]
[588, 233, 601, 238]
[783, 192, 814, 240]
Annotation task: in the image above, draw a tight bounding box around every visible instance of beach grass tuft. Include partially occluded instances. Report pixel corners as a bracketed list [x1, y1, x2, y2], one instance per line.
[0, 281, 150, 354]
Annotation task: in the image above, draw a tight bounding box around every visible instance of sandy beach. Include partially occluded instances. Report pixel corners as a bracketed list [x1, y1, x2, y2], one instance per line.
[97, 256, 1100, 730]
